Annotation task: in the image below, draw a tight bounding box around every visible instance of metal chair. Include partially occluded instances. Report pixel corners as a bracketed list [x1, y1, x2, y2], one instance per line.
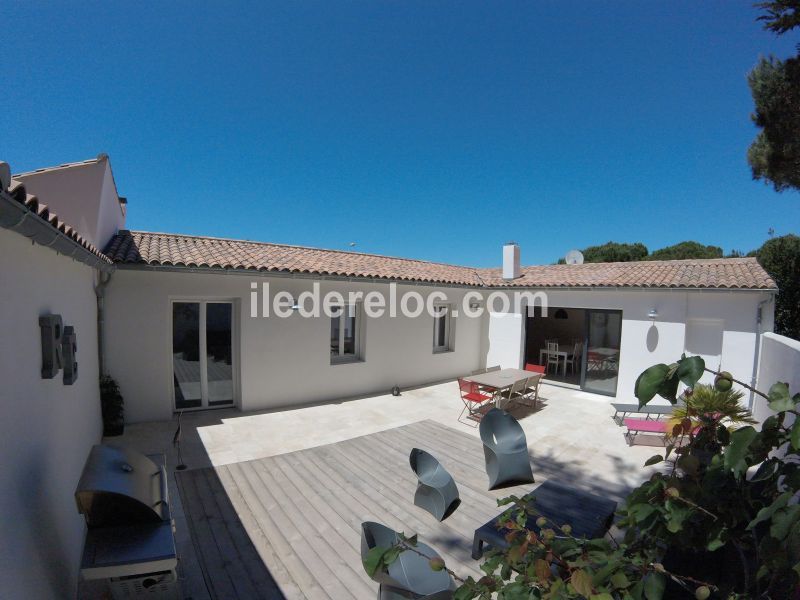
[497, 378, 526, 410]
[409, 449, 460, 522]
[545, 341, 561, 374]
[457, 378, 493, 425]
[486, 365, 501, 372]
[479, 408, 534, 490]
[360, 521, 454, 599]
[520, 375, 542, 408]
[564, 341, 582, 375]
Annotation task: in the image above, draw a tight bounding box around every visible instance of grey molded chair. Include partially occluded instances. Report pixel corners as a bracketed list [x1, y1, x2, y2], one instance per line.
[479, 408, 535, 490]
[409, 448, 461, 521]
[360, 521, 454, 599]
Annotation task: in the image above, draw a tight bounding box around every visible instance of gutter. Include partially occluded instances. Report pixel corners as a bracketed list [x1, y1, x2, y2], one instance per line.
[95, 271, 113, 376]
[0, 188, 114, 274]
[749, 293, 776, 410]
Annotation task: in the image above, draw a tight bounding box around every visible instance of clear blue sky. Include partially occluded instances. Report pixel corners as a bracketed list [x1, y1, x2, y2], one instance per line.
[5, 1, 799, 266]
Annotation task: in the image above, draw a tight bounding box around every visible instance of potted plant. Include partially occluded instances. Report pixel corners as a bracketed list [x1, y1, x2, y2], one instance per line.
[100, 375, 125, 436]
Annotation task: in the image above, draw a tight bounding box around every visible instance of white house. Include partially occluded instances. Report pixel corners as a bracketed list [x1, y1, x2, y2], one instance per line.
[0, 156, 782, 598]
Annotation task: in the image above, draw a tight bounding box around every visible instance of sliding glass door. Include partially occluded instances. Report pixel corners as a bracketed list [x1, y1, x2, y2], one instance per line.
[582, 309, 622, 396]
[172, 301, 235, 410]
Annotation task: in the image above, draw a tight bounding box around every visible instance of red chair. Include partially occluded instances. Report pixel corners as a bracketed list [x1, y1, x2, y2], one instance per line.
[524, 363, 546, 375]
[458, 378, 493, 425]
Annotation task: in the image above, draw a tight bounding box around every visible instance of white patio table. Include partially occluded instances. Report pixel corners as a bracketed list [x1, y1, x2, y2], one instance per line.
[464, 368, 533, 409]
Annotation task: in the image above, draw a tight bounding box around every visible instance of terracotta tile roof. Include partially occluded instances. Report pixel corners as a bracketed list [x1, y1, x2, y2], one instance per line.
[5, 178, 113, 264]
[478, 258, 776, 289]
[105, 230, 482, 285]
[105, 230, 776, 290]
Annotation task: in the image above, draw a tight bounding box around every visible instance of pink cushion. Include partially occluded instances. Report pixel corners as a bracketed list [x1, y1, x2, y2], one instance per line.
[623, 418, 668, 433]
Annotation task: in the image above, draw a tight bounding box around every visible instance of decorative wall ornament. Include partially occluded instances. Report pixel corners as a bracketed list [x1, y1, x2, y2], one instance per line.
[39, 314, 77, 384]
[39, 314, 64, 379]
[62, 326, 78, 385]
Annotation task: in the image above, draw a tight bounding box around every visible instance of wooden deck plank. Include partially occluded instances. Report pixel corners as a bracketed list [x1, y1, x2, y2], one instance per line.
[177, 420, 538, 599]
[175, 470, 240, 598]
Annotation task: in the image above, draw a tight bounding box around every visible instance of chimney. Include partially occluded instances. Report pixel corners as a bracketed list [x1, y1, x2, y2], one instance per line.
[502, 242, 521, 279]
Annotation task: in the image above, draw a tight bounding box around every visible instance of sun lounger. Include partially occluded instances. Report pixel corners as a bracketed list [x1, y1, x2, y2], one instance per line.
[611, 402, 680, 425]
[622, 417, 670, 445]
[471, 479, 617, 559]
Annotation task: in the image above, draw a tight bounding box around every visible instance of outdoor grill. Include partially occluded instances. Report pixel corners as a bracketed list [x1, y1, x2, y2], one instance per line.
[75, 444, 179, 599]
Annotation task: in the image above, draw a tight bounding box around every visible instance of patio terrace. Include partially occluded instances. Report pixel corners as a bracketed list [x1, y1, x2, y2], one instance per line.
[87, 381, 663, 599]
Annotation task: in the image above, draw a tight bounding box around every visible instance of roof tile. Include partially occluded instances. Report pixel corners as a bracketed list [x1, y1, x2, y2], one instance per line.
[104, 230, 777, 290]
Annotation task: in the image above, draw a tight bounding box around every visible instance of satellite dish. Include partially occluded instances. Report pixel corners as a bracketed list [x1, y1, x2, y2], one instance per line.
[565, 250, 584, 265]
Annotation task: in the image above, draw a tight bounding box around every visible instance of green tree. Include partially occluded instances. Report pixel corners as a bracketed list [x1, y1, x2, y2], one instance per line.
[647, 241, 723, 261]
[748, 2, 800, 191]
[756, 233, 800, 339]
[756, 0, 800, 35]
[558, 241, 648, 264]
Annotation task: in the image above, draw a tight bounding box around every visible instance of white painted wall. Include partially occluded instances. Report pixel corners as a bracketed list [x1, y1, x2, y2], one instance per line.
[0, 229, 102, 599]
[485, 311, 525, 369]
[753, 332, 800, 424]
[14, 158, 125, 250]
[104, 270, 485, 423]
[485, 288, 774, 401]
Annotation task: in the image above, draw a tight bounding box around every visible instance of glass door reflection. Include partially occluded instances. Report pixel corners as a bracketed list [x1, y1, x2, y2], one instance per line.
[583, 310, 622, 396]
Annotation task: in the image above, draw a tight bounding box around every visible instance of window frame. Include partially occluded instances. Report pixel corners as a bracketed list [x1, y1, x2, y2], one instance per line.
[330, 303, 363, 364]
[432, 303, 454, 354]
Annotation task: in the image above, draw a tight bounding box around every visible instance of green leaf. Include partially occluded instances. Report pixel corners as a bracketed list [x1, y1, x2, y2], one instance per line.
[770, 505, 800, 541]
[591, 594, 615, 600]
[706, 528, 727, 551]
[571, 569, 594, 597]
[362, 546, 388, 577]
[610, 570, 631, 589]
[635, 364, 670, 407]
[657, 371, 680, 404]
[747, 492, 791, 530]
[382, 546, 401, 566]
[768, 382, 795, 412]
[630, 504, 657, 523]
[723, 426, 758, 477]
[643, 572, 666, 600]
[792, 419, 800, 450]
[676, 355, 705, 388]
[666, 504, 691, 533]
[677, 454, 700, 476]
[644, 455, 663, 466]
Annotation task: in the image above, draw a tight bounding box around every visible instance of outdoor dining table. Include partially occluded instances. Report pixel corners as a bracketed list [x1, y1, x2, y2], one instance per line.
[464, 368, 534, 408]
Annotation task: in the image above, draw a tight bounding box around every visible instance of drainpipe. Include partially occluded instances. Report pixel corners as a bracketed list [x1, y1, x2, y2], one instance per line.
[95, 270, 113, 377]
[748, 294, 773, 411]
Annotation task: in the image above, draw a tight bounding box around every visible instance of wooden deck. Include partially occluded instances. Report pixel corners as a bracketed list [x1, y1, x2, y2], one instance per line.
[175, 420, 534, 599]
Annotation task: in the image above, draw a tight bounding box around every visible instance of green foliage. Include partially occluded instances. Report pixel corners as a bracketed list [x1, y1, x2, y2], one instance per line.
[450, 357, 800, 599]
[645, 241, 723, 261]
[634, 355, 704, 406]
[557, 242, 649, 264]
[756, 234, 800, 339]
[99, 375, 124, 436]
[756, 1, 800, 35]
[747, 55, 800, 192]
[672, 384, 756, 428]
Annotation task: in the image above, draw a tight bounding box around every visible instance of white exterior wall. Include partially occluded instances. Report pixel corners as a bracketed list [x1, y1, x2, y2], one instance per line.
[14, 159, 125, 250]
[104, 270, 485, 423]
[482, 288, 774, 401]
[0, 229, 102, 599]
[753, 332, 800, 424]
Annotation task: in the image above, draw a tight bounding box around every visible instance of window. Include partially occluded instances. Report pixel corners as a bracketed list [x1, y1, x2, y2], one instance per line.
[172, 301, 235, 410]
[330, 304, 361, 363]
[433, 304, 453, 353]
